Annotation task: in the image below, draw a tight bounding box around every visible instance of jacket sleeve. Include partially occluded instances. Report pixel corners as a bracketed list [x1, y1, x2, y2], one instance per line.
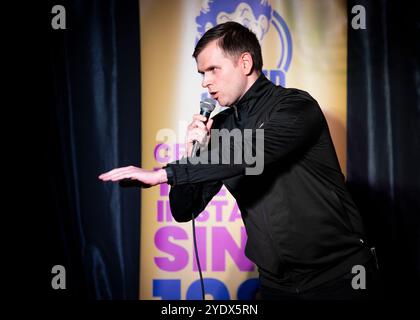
[164, 111, 230, 223]
[168, 180, 223, 222]
[167, 97, 324, 185]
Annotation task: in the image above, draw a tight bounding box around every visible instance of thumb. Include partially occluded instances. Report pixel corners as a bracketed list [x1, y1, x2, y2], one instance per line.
[206, 118, 213, 131]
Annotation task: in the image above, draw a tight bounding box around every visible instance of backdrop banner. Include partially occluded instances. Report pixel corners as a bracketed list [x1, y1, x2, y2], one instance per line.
[139, 0, 347, 300]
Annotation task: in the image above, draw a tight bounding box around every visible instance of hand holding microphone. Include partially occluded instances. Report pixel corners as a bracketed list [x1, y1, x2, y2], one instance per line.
[186, 99, 216, 157]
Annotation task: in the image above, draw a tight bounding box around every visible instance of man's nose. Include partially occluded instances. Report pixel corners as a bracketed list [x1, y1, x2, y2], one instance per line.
[201, 73, 211, 88]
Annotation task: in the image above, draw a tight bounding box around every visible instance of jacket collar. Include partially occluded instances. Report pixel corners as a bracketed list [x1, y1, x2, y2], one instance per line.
[231, 73, 273, 120]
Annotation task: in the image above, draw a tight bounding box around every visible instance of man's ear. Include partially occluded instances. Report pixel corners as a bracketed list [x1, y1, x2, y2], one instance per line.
[240, 52, 254, 75]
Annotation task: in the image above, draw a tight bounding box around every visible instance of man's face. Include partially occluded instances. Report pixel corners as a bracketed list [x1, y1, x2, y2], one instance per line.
[196, 40, 248, 107]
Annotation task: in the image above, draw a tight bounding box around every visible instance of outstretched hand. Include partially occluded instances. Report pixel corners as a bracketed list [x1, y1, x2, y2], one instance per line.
[98, 166, 167, 187]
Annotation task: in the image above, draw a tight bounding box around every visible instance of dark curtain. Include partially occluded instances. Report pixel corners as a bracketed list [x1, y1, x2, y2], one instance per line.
[47, 0, 141, 299]
[347, 0, 420, 298]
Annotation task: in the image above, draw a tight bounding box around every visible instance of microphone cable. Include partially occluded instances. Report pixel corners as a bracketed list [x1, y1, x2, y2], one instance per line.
[192, 213, 205, 300]
[190, 98, 215, 300]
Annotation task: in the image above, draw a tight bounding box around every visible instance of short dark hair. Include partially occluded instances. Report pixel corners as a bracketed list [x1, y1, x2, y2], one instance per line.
[193, 21, 263, 73]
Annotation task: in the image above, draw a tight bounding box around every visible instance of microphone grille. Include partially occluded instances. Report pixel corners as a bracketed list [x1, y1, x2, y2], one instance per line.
[200, 98, 216, 112]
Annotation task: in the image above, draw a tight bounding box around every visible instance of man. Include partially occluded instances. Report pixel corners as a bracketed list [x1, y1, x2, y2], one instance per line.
[99, 21, 378, 300]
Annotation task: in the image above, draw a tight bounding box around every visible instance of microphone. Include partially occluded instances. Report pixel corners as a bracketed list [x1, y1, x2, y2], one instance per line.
[191, 98, 216, 157]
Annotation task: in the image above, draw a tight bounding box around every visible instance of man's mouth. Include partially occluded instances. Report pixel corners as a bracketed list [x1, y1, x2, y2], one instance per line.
[210, 91, 218, 99]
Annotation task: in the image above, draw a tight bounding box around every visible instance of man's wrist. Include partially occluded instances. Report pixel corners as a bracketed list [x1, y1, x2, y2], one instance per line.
[156, 168, 168, 184]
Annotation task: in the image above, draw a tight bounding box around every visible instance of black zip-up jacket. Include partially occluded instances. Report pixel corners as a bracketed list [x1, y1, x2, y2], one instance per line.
[164, 74, 371, 292]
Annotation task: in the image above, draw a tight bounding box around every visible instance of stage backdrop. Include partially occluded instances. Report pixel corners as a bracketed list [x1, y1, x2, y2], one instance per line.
[139, 0, 347, 300]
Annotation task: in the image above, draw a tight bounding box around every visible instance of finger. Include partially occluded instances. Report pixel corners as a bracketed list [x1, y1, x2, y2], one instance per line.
[193, 114, 207, 122]
[107, 170, 137, 181]
[206, 118, 213, 131]
[187, 127, 206, 140]
[100, 167, 134, 180]
[110, 173, 132, 181]
[99, 167, 126, 179]
[191, 128, 207, 139]
[193, 119, 206, 129]
[187, 119, 205, 131]
[186, 132, 199, 144]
